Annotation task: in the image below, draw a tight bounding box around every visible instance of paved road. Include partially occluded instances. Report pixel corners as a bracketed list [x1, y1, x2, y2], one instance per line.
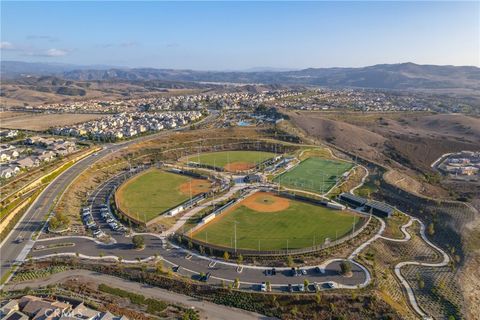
[30, 235, 367, 291]
[0, 111, 218, 281]
[4, 269, 274, 320]
[0, 149, 112, 280]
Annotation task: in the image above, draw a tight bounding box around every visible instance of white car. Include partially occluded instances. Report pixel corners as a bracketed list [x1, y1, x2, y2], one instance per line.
[260, 282, 267, 292]
[298, 284, 305, 292]
[93, 230, 103, 237]
[15, 236, 24, 243]
[106, 218, 114, 223]
[87, 222, 97, 229]
[325, 281, 336, 289]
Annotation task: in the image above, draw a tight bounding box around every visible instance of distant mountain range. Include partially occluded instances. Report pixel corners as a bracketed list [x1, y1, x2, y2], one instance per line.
[2, 60, 479, 91]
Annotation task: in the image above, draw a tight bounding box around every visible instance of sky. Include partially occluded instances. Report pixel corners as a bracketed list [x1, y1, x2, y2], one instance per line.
[1, 1, 479, 70]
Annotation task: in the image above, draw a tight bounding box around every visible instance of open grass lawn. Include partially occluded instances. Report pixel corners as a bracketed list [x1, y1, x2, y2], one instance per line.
[116, 169, 207, 222]
[274, 157, 354, 194]
[183, 150, 275, 171]
[192, 194, 361, 250]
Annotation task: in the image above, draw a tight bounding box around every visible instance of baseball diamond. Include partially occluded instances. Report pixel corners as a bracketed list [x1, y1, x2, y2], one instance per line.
[115, 168, 212, 222]
[191, 192, 364, 251]
[183, 150, 276, 171]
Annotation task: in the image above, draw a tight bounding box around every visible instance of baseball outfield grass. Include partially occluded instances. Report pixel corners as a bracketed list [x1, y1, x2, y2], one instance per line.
[191, 192, 362, 250]
[183, 150, 275, 171]
[116, 169, 211, 222]
[273, 157, 354, 194]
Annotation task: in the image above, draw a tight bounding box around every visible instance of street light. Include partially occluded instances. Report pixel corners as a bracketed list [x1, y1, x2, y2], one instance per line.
[234, 220, 239, 253]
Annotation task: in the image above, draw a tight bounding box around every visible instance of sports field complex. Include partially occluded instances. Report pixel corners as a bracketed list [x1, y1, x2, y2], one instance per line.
[115, 168, 211, 222]
[273, 157, 354, 194]
[183, 150, 276, 171]
[191, 192, 363, 251]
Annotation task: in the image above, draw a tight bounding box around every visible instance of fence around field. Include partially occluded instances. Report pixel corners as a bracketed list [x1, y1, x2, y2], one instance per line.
[174, 213, 370, 257]
[177, 187, 371, 256]
[113, 166, 219, 227]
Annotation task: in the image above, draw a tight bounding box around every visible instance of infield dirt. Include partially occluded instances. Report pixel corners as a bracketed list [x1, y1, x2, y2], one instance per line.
[179, 179, 211, 195]
[241, 192, 290, 212]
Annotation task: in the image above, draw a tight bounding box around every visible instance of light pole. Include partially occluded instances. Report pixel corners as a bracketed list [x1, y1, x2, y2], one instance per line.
[234, 220, 238, 253]
[352, 215, 356, 236]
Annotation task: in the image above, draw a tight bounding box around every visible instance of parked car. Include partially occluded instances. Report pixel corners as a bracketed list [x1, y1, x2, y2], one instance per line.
[200, 272, 211, 282]
[271, 268, 276, 275]
[260, 282, 267, 292]
[291, 267, 296, 276]
[298, 284, 305, 292]
[325, 281, 336, 289]
[288, 284, 293, 292]
[301, 269, 307, 275]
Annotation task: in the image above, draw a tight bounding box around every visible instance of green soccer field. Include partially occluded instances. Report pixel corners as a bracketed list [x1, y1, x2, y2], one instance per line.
[183, 150, 275, 170]
[116, 169, 200, 222]
[191, 196, 361, 251]
[273, 157, 354, 194]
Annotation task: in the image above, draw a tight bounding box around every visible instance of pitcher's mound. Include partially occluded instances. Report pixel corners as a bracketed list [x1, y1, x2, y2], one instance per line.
[242, 192, 290, 212]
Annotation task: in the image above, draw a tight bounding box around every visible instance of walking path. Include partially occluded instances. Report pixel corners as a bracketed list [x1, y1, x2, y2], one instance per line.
[163, 184, 247, 236]
[4, 270, 274, 320]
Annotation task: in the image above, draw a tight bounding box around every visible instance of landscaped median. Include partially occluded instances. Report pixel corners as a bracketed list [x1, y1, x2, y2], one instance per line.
[0, 146, 101, 243]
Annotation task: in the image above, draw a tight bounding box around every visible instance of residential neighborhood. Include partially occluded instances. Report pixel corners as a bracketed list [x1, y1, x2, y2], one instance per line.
[0, 295, 127, 320]
[50, 111, 204, 141]
[437, 151, 480, 178]
[0, 136, 78, 179]
[275, 88, 434, 112]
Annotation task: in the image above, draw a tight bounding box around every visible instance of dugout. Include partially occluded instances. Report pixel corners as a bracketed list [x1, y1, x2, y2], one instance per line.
[339, 193, 367, 208]
[364, 201, 393, 218]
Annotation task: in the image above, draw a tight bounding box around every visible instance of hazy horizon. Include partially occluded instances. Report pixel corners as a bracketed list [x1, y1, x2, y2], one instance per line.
[2, 59, 480, 73]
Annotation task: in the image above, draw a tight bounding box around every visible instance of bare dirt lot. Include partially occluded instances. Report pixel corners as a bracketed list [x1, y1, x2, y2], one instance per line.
[0, 112, 107, 131]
